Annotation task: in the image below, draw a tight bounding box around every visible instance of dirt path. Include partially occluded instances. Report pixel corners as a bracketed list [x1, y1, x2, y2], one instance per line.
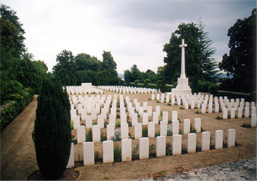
[0, 95, 39, 180]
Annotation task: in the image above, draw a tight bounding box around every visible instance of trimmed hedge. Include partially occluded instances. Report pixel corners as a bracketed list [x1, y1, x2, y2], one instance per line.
[0, 89, 33, 132]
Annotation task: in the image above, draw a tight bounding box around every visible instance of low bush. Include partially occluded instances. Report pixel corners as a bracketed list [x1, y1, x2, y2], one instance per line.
[0, 89, 33, 132]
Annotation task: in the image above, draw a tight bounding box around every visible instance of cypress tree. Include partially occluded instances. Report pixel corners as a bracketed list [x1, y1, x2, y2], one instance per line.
[34, 76, 71, 179]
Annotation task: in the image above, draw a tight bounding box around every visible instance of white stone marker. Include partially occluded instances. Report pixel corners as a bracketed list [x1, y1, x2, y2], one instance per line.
[195, 118, 201, 133]
[73, 116, 80, 129]
[107, 124, 115, 140]
[215, 103, 219, 113]
[215, 130, 223, 149]
[185, 101, 189, 109]
[83, 142, 94, 165]
[245, 107, 250, 118]
[120, 113, 127, 124]
[152, 94, 155, 100]
[156, 136, 166, 157]
[139, 137, 149, 160]
[251, 114, 257, 127]
[109, 114, 116, 125]
[77, 126, 86, 143]
[152, 112, 159, 124]
[92, 125, 101, 142]
[121, 123, 129, 139]
[223, 108, 228, 120]
[172, 120, 179, 135]
[122, 139, 132, 162]
[172, 134, 182, 155]
[155, 105, 161, 115]
[147, 106, 153, 116]
[103, 140, 114, 163]
[183, 119, 190, 135]
[132, 113, 138, 126]
[160, 121, 167, 136]
[142, 113, 149, 125]
[172, 111, 178, 122]
[97, 115, 104, 128]
[252, 106, 256, 115]
[227, 129, 236, 148]
[85, 115, 92, 129]
[238, 108, 243, 118]
[162, 111, 168, 122]
[231, 108, 235, 119]
[67, 143, 74, 168]
[134, 123, 142, 139]
[187, 133, 196, 153]
[201, 104, 206, 114]
[208, 103, 212, 113]
[201, 131, 210, 151]
[148, 122, 155, 138]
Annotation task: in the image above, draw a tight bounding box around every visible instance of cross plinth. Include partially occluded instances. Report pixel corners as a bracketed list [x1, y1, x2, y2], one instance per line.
[179, 39, 187, 78]
[170, 39, 192, 95]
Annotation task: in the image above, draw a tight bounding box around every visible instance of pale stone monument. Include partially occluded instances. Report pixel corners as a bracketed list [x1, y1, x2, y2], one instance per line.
[171, 39, 192, 95]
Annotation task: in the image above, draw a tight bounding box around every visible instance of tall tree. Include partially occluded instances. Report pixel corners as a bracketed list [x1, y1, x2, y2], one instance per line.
[219, 9, 256, 93]
[97, 51, 119, 85]
[163, 22, 218, 86]
[34, 76, 71, 179]
[53, 50, 77, 86]
[0, 4, 25, 57]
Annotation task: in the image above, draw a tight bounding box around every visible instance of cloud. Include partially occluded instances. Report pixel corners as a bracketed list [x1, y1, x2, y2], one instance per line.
[2, 0, 256, 74]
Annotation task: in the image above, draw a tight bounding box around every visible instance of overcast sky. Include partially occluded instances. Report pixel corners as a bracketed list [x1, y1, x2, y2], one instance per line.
[2, 0, 256, 74]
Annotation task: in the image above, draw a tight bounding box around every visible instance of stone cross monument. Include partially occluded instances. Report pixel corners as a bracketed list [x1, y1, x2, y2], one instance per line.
[171, 39, 192, 95]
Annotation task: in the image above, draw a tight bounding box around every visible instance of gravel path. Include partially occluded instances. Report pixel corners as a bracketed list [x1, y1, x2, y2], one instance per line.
[148, 157, 256, 180]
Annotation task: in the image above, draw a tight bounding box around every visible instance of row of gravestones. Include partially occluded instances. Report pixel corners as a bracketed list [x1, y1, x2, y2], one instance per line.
[98, 85, 158, 94]
[75, 117, 202, 143]
[151, 93, 257, 121]
[70, 94, 180, 130]
[66, 86, 103, 94]
[67, 129, 236, 168]
[152, 93, 256, 113]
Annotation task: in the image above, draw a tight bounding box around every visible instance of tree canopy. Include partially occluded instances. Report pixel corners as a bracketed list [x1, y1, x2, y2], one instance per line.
[219, 8, 256, 93]
[0, 4, 48, 102]
[53, 50, 120, 86]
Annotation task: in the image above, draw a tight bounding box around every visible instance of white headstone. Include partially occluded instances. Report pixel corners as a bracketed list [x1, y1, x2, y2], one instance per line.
[156, 136, 166, 157]
[83, 142, 94, 165]
[160, 121, 167, 136]
[92, 125, 101, 142]
[107, 124, 115, 140]
[187, 133, 196, 153]
[134, 123, 142, 139]
[183, 119, 190, 135]
[77, 126, 86, 143]
[148, 122, 155, 138]
[122, 139, 132, 162]
[121, 123, 129, 140]
[139, 138, 149, 160]
[201, 131, 210, 151]
[172, 134, 182, 155]
[215, 130, 223, 149]
[172, 120, 179, 135]
[66, 143, 74, 168]
[227, 129, 236, 147]
[103, 140, 114, 163]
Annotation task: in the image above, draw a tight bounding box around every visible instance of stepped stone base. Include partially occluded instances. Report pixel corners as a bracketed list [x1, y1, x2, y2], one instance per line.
[171, 77, 192, 95]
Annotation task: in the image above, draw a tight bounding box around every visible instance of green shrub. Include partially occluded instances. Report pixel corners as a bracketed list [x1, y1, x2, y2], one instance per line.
[134, 80, 140, 87]
[86, 129, 93, 141]
[142, 127, 148, 137]
[34, 77, 71, 179]
[144, 79, 151, 87]
[114, 145, 121, 162]
[0, 89, 33, 132]
[209, 84, 219, 94]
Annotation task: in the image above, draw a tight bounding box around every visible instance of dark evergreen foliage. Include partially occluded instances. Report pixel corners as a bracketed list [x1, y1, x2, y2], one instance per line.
[34, 76, 71, 179]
